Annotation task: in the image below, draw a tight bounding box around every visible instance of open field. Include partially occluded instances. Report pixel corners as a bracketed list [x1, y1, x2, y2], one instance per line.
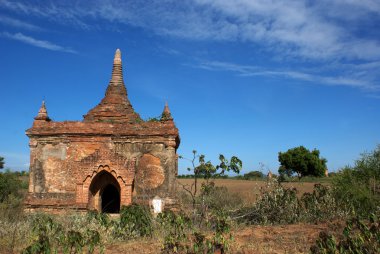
[177, 178, 325, 203]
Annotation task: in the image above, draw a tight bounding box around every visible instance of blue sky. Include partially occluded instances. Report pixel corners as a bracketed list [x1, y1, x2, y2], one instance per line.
[0, 0, 379, 175]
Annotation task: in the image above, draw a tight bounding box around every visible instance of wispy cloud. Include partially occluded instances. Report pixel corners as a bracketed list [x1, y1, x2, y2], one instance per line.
[1, 0, 379, 61]
[2, 32, 77, 53]
[196, 60, 379, 91]
[0, 15, 41, 31]
[1, 0, 379, 94]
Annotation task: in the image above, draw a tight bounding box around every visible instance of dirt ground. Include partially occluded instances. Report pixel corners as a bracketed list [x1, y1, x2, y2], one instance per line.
[104, 179, 336, 254]
[104, 221, 343, 254]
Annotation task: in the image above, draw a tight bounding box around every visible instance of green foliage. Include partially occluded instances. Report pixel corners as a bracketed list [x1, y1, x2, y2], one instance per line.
[23, 214, 62, 254]
[278, 146, 327, 178]
[301, 184, 347, 222]
[209, 210, 233, 253]
[146, 116, 160, 122]
[333, 145, 380, 216]
[311, 214, 380, 253]
[157, 211, 191, 253]
[236, 180, 349, 225]
[86, 210, 110, 228]
[238, 181, 302, 224]
[0, 169, 23, 202]
[243, 170, 264, 180]
[118, 204, 153, 238]
[0, 156, 4, 169]
[22, 213, 103, 254]
[180, 150, 242, 210]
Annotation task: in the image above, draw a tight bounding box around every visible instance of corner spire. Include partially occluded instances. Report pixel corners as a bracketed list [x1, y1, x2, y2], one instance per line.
[34, 100, 50, 121]
[161, 102, 173, 120]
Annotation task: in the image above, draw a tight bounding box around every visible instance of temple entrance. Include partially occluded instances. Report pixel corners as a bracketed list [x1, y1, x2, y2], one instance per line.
[89, 170, 121, 213]
[101, 184, 120, 213]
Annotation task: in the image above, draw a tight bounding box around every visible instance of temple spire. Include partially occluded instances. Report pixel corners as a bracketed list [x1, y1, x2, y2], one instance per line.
[102, 48, 128, 104]
[110, 48, 123, 86]
[34, 100, 50, 121]
[83, 49, 141, 123]
[161, 101, 173, 120]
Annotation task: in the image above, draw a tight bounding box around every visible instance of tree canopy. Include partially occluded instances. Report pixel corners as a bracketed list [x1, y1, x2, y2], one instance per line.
[0, 156, 4, 169]
[278, 146, 327, 178]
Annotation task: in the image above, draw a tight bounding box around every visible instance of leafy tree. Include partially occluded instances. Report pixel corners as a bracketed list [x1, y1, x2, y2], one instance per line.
[0, 156, 4, 169]
[278, 146, 327, 178]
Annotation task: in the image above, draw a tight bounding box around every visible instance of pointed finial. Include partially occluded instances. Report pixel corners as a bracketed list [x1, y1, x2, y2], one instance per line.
[34, 100, 50, 121]
[114, 49, 121, 64]
[161, 101, 173, 120]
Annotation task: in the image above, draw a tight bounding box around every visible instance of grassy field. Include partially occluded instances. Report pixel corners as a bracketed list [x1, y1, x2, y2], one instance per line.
[177, 178, 325, 203]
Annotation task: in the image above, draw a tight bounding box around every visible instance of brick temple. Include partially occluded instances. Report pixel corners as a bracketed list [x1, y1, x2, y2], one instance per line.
[25, 49, 180, 213]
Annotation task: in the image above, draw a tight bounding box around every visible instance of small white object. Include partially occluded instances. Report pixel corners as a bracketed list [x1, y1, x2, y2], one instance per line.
[152, 196, 163, 214]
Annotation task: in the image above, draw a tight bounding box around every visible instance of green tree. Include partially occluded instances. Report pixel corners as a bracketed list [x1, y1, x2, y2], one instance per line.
[278, 146, 327, 178]
[0, 156, 4, 169]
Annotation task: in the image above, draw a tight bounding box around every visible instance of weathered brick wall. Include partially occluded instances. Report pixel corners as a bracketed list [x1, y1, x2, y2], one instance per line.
[25, 49, 180, 212]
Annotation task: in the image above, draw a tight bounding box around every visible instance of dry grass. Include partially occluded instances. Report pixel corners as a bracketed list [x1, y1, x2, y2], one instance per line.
[177, 178, 320, 203]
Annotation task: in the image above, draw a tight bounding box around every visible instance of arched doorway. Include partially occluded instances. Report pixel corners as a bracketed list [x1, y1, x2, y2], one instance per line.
[89, 170, 121, 213]
[101, 184, 120, 213]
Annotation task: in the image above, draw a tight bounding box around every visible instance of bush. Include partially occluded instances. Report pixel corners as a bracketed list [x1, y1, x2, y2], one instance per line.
[157, 211, 191, 253]
[236, 180, 301, 224]
[202, 186, 244, 213]
[243, 171, 264, 180]
[311, 214, 380, 253]
[117, 204, 153, 238]
[0, 170, 23, 202]
[22, 213, 104, 254]
[333, 145, 380, 216]
[236, 180, 349, 225]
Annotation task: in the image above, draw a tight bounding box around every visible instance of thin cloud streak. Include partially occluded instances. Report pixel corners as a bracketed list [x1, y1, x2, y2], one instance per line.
[1, 0, 380, 61]
[0, 15, 41, 31]
[2, 32, 77, 53]
[197, 60, 378, 91]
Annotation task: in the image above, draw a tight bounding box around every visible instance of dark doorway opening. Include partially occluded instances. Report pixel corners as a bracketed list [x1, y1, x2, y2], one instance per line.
[101, 184, 120, 213]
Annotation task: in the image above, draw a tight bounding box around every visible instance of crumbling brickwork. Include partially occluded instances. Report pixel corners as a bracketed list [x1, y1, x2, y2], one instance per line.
[25, 49, 180, 212]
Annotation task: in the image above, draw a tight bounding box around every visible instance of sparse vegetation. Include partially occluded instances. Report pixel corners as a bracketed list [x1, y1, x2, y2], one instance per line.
[332, 145, 380, 216]
[1, 146, 380, 253]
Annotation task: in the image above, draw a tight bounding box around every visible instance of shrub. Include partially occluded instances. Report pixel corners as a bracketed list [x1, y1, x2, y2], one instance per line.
[301, 184, 349, 222]
[157, 211, 191, 253]
[236, 180, 301, 224]
[311, 214, 380, 253]
[333, 145, 380, 216]
[0, 170, 23, 202]
[236, 180, 349, 225]
[22, 213, 104, 254]
[203, 186, 244, 213]
[117, 204, 153, 238]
